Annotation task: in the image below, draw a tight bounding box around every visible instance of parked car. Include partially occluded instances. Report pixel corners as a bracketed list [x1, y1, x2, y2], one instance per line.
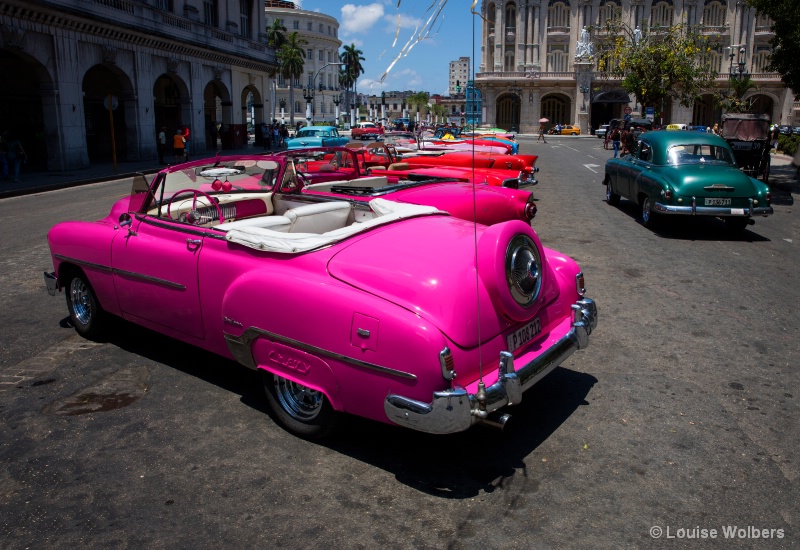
[44, 167, 597, 438]
[793, 127, 800, 136]
[595, 124, 609, 139]
[603, 130, 773, 232]
[558, 125, 581, 136]
[351, 122, 382, 140]
[285, 126, 349, 149]
[779, 125, 792, 135]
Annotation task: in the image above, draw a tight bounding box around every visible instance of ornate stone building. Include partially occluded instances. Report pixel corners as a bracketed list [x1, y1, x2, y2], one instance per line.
[475, 0, 796, 134]
[0, 0, 275, 171]
[264, 1, 342, 125]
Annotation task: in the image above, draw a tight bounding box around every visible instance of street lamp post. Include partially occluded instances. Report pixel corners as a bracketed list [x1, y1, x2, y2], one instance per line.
[303, 87, 314, 125]
[333, 94, 341, 127]
[279, 98, 286, 124]
[381, 91, 386, 126]
[509, 82, 522, 133]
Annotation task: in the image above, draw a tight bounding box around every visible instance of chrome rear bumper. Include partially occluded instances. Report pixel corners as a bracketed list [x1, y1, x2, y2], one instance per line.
[655, 198, 773, 217]
[384, 298, 597, 434]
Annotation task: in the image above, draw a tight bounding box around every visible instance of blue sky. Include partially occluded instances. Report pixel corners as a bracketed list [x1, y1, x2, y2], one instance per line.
[292, 0, 480, 95]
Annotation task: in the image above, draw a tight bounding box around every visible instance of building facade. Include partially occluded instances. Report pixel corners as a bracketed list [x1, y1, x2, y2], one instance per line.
[475, 0, 796, 134]
[449, 57, 470, 96]
[0, 0, 276, 172]
[264, 1, 342, 126]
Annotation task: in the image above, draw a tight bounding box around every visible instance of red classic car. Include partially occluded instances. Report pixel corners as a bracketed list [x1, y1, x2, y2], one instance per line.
[350, 122, 383, 140]
[45, 163, 597, 438]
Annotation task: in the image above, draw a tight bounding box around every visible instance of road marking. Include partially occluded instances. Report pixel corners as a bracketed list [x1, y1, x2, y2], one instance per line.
[784, 239, 793, 243]
[584, 164, 601, 173]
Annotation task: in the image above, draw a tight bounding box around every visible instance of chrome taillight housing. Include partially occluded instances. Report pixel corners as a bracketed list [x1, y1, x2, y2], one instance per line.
[524, 195, 537, 220]
[505, 234, 542, 307]
[576, 272, 586, 296]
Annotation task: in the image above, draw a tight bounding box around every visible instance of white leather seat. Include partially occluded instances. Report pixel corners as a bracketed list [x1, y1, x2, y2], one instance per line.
[283, 201, 351, 233]
[217, 216, 291, 232]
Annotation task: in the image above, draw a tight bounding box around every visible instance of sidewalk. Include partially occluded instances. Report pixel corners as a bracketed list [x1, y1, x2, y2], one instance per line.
[0, 142, 273, 200]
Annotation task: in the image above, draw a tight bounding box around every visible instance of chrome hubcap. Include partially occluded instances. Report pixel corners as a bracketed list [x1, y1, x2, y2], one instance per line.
[274, 376, 323, 421]
[642, 199, 651, 222]
[70, 278, 92, 326]
[606, 184, 611, 201]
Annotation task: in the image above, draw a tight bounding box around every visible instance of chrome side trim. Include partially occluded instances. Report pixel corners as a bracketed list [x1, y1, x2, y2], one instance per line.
[54, 254, 186, 290]
[384, 298, 597, 434]
[653, 202, 773, 217]
[224, 327, 417, 380]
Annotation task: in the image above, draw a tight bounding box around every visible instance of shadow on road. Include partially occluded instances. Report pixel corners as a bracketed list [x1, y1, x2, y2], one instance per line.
[98, 317, 596, 498]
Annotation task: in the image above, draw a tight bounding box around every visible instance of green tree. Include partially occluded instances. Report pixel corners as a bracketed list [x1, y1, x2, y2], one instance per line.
[339, 44, 365, 121]
[596, 23, 717, 119]
[406, 91, 430, 119]
[265, 18, 287, 50]
[746, 0, 800, 96]
[277, 32, 307, 126]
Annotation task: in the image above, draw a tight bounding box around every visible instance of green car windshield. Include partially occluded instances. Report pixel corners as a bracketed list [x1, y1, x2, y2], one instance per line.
[666, 144, 736, 166]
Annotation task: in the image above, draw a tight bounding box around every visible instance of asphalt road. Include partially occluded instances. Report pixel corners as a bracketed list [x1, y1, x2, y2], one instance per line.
[1, 137, 798, 548]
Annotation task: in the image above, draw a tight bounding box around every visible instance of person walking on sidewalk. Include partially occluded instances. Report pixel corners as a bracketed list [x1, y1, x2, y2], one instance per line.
[610, 126, 621, 158]
[157, 127, 167, 164]
[172, 129, 185, 163]
[537, 124, 547, 143]
[4, 131, 26, 182]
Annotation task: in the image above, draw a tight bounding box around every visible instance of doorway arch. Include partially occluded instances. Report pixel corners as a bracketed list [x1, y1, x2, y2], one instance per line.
[495, 93, 521, 132]
[83, 65, 132, 162]
[541, 94, 570, 126]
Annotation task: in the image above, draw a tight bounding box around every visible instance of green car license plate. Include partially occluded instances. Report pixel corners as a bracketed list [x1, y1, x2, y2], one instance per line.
[705, 198, 731, 206]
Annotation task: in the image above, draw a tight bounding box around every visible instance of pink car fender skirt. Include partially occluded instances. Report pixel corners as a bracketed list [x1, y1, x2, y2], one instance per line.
[384, 298, 597, 434]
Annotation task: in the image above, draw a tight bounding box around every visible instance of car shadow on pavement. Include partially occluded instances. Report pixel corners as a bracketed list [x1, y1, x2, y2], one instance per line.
[323, 367, 597, 498]
[612, 199, 771, 242]
[102, 317, 596, 499]
[768, 165, 798, 206]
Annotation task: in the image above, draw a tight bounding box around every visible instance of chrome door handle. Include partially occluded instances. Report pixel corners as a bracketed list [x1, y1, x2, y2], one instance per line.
[186, 239, 202, 245]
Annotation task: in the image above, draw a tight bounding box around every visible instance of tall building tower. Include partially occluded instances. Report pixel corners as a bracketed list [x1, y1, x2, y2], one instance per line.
[474, 0, 795, 134]
[449, 57, 471, 96]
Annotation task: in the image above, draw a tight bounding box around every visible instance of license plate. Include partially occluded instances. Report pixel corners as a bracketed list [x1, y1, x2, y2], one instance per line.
[507, 318, 542, 353]
[705, 198, 731, 206]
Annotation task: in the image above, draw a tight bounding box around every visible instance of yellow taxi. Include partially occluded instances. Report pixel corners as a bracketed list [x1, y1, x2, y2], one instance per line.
[558, 125, 581, 135]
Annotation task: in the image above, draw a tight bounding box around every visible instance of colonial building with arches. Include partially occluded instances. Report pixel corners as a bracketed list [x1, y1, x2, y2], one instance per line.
[0, 0, 276, 172]
[265, 1, 342, 125]
[475, 0, 795, 134]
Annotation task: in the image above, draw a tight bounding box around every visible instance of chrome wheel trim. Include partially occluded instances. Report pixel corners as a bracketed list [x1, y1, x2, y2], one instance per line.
[274, 375, 323, 421]
[642, 198, 651, 223]
[606, 183, 612, 202]
[69, 277, 92, 326]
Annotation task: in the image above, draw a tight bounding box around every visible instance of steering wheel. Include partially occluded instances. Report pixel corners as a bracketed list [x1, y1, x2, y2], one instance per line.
[166, 189, 224, 225]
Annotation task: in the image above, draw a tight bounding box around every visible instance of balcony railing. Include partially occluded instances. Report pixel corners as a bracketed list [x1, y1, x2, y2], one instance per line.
[45, 0, 274, 64]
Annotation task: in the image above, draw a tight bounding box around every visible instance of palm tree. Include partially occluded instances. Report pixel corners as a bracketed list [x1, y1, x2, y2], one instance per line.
[339, 44, 365, 123]
[265, 18, 287, 121]
[277, 31, 307, 126]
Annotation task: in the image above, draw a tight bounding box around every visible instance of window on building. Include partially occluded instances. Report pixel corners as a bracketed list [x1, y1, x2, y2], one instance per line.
[328, 25, 331, 35]
[293, 20, 299, 30]
[319, 50, 324, 61]
[504, 49, 515, 71]
[319, 23, 324, 32]
[547, 1, 570, 32]
[752, 48, 771, 73]
[278, 75, 286, 87]
[505, 3, 516, 34]
[154, 0, 173, 12]
[307, 49, 312, 60]
[700, 49, 723, 73]
[308, 73, 313, 88]
[203, 0, 218, 26]
[547, 45, 569, 72]
[755, 13, 773, 32]
[327, 51, 332, 62]
[597, 1, 621, 25]
[239, 0, 253, 39]
[701, 1, 726, 29]
[650, 1, 674, 30]
[307, 21, 312, 30]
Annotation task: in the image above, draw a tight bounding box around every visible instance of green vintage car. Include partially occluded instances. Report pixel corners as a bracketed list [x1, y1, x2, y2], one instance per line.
[602, 130, 773, 231]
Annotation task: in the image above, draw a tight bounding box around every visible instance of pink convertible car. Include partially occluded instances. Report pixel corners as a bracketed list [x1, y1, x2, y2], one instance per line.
[44, 159, 597, 438]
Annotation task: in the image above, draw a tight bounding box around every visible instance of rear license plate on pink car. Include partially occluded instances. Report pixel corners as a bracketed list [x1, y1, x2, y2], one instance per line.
[507, 318, 541, 353]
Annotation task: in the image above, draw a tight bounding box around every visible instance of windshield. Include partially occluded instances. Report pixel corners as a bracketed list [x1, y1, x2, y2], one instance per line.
[298, 129, 333, 138]
[666, 144, 736, 166]
[157, 160, 279, 201]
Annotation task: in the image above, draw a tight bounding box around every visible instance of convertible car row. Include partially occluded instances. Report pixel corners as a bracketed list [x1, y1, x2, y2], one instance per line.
[44, 128, 773, 439]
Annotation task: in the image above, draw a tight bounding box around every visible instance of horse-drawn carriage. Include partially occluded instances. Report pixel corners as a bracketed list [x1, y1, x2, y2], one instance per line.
[720, 113, 771, 183]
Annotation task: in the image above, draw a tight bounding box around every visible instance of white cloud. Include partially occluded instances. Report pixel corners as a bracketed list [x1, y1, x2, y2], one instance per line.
[340, 3, 385, 35]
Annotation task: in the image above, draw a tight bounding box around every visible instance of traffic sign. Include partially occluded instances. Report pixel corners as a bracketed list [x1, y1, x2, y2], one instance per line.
[624, 106, 633, 115]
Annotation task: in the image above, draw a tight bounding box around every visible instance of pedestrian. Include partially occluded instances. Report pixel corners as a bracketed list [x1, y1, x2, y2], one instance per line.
[182, 127, 191, 161]
[771, 125, 780, 151]
[276, 124, 284, 148]
[610, 126, 621, 158]
[172, 129, 185, 163]
[157, 126, 167, 164]
[711, 123, 720, 136]
[0, 133, 8, 180]
[4, 131, 26, 182]
[537, 123, 547, 143]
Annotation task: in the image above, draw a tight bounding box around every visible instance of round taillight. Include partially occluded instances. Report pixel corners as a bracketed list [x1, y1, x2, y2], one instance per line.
[524, 197, 537, 220]
[505, 234, 542, 308]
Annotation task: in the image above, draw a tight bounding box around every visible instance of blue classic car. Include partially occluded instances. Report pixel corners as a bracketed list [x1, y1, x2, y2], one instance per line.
[286, 125, 349, 149]
[602, 130, 773, 232]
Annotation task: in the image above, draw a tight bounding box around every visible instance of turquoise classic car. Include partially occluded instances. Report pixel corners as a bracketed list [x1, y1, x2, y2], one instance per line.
[286, 125, 349, 149]
[602, 130, 773, 231]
